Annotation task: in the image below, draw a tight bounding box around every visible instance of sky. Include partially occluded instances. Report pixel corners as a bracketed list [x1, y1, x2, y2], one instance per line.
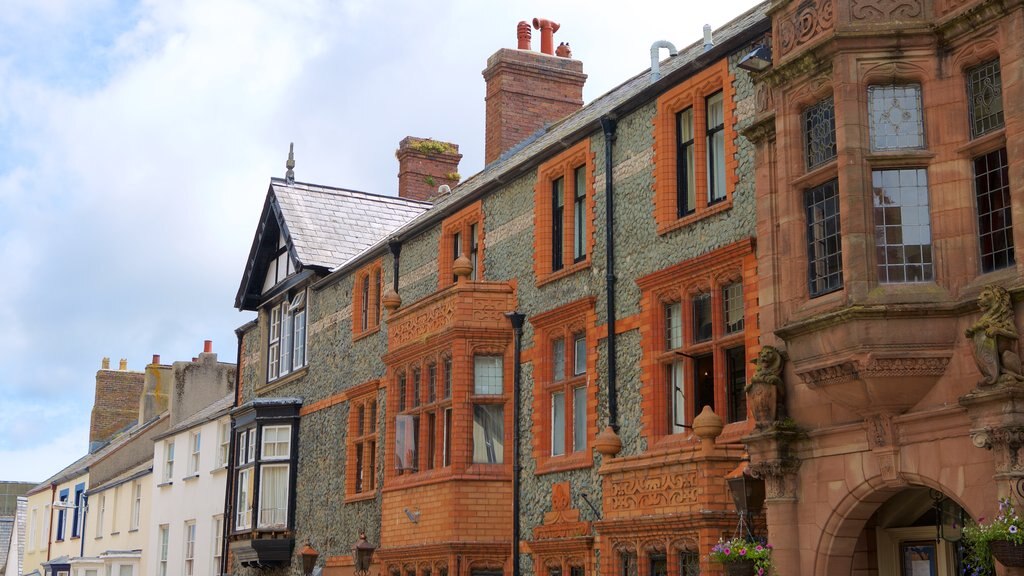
[0, 0, 761, 482]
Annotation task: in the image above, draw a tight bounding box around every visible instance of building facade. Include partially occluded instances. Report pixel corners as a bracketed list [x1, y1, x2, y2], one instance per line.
[229, 6, 770, 576]
[741, 0, 1024, 574]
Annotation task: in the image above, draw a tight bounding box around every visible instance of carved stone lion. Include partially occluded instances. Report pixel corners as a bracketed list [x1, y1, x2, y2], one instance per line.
[746, 346, 786, 427]
[965, 285, 1024, 387]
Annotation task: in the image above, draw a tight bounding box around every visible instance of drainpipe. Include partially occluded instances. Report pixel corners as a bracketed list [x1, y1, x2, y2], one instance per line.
[47, 482, 56, 562]
[79, 493, 88, 558]
[506, 312, 526, 576]
[221, 326, 245, 575]
[388, 239, 402, 293]
[600, 115, 620, 432]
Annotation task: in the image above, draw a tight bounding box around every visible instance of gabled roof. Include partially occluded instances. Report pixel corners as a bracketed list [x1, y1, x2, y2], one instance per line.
[235, 180, 430, 310]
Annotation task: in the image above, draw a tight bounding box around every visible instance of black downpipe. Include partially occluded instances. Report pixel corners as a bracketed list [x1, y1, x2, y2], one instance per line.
[389, 239, 402, 292]
[221, 327, 244, 576]
[600, 115, 620, 432]
[506, 311, 526, 576]
[79, 494, 88, 557]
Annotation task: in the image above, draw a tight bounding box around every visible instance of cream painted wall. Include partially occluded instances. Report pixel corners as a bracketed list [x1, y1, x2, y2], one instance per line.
[22, 470, 90, 576]
[84, 472, 153, 575]
[148, 414, 230, 576]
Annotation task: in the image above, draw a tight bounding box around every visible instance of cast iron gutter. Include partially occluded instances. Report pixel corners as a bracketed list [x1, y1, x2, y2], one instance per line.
[312, 11, 770, 292]
[506, 312, 526, 576]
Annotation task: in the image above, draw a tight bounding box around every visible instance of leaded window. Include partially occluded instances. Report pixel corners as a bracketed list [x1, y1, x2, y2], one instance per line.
[723, 282, 744, 334]
[974, 148, 1015, 272]
[968, 59, 1004, 139]
[806, 179, 843, 296]
[872, 168, 933, 283]
[868, 84, 925, 151]
[804, 96, 837, 169]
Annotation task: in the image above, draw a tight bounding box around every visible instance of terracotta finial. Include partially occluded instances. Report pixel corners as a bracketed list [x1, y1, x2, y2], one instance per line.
[382, 287, 402, 311]
[594, 426, 622, 456]
[556, 42, 572, 58]
[453, 255, 473, 281]
[517, 21, 532, 50]
[692, 405, 723, 454]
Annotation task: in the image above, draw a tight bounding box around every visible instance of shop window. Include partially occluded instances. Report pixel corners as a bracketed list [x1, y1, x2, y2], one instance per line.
[639, 240, 754, 439]
[439, 201, 484, 287]
[534, 140, 595, 283]
[974, 148, 1015, 272]
[267, 290, 307, 382]
[531, 298, 596, 472]
[967, 59, 1004, 139]
[806, 179, 843, 297]
[353, 260, 383, 339]
[872, 168, 933, 283]
[804, 96, 837, 170]
[868, 84, 925, 151]
[653, 59, 736, 233]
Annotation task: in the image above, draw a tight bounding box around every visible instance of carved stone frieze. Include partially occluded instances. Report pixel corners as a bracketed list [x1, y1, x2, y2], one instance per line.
[777, 0, 835, 58]
[389, 296, 457, 348]
[607, 471, 698, 510]
[863, 357, 950, 378]
[755, 82, 774, 114]
[935, 0, 972, 17]
[865, 413, 896, 449]
[796, 361, 860, 389]
[851, 0, 924, 21]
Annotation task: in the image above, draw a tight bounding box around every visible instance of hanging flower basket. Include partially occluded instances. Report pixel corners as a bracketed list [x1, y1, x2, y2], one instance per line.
[710, 537, 774, 576]
[990, 539, 1024, 567]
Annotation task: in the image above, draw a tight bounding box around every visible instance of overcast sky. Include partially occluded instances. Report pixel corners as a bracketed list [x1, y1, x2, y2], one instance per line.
[0, 0, 761, 482]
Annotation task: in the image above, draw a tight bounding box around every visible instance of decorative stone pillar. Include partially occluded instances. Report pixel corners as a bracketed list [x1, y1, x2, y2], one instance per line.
[745, 425, 801, 576]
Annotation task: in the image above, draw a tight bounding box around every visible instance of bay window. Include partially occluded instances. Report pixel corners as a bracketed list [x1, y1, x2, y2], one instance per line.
[472, 356, 505, 464]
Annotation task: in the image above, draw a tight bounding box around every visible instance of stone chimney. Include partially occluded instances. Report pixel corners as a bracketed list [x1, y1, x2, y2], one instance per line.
[139, 354, 171, 424]
[396, 137, 462, 202]
[482, 19, 587, 165]
[89, 358, 144, 453]
[168, 340, 237, 427]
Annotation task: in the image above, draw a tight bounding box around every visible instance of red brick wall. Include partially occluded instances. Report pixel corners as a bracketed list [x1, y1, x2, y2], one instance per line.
[89, 366, 144, 447]
[483, 48, 586, 165]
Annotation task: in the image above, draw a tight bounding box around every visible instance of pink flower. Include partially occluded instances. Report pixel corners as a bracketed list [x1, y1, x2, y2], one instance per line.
[739, 549, 747, 556]
[757, 569, 764, 576]
[756, 545, 764, 552]
[723, 548, 731, 556]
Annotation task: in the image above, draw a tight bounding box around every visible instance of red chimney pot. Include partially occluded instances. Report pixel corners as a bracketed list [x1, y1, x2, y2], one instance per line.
[204, 340, 213, 353]
[532, 18, 560, 55]
[517, 21, 531, 50]
[152, 354, 160, 365]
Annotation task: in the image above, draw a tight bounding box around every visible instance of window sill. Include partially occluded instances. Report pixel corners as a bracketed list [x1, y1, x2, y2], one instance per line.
[790, 160, 837, 189]
[352, 324, 381, 343]
[863, 149, 936, 167]
[656, 199, 733, 236]
[535, 452, 592, 475]
[183, 474, 200, 482]
[258, 366, 309, 394]
[157, 481, 173, 488]
[957, 128, 1005, 157]
[110, 531, 120, 536]
[211, 466, 228, 475]
[536, 259, 592, 288]
[128, 528, 139, 533]
[344, 490, 378, 504]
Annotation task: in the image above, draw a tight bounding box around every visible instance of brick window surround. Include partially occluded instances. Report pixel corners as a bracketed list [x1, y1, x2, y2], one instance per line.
[438, 200, 484, 289]
[530, 297, 597, 474]
[345, 379, 380, 501]
[652, 59, 737, 235]
[636, 238, 757, 447]
[353, 259, 383, 341]
[533, 139, 596, 285]
[390, 351, 455, 478]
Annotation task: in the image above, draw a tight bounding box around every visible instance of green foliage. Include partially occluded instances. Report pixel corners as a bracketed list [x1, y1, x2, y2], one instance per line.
[709, 537, 774, 575]
[444, 172, 461, 181]
[423, 176, 436, 187]
[409, 140, 455, 155]
[962, 498, 1024, 576]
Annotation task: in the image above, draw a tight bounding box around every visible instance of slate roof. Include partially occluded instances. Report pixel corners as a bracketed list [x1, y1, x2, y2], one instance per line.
[236, 182, 430, 310]
[274, 182, 430, 270]
[316, 2, 771, 284]
[87, 461, 151, 495]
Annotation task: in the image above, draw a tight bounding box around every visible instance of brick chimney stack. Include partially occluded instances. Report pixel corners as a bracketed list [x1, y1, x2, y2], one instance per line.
[482, 19, 587, 165]
[396, 137, 462, 202]
[89, 357, 144, 452]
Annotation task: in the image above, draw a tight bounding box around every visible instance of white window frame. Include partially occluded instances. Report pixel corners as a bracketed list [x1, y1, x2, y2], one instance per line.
[157, 524, 169, 576]
[217, 421, 230, 468]
[95, 494, 105, 538]
[260, 425, 291, 460]
[267, 291, 307, 382]
[212, 515, 224, 576]
[188, 431, 201, 476]
[257, 463, 290, 529]
[163, 440, 175, 482]
[235, 468, 252, 530]
[184, 520, 196, 576]
[130, 481, 142, 530]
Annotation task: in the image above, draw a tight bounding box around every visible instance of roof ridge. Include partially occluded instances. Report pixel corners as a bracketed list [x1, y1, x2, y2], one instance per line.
[272, 178, 432, 207]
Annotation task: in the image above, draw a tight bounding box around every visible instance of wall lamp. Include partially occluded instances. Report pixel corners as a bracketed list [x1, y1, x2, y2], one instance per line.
[737, 44, 773, 73]
[353, 533, 376, 576]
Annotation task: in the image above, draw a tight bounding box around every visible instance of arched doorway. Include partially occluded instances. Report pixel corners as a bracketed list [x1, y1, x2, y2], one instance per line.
[820, 486, 966, 576]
